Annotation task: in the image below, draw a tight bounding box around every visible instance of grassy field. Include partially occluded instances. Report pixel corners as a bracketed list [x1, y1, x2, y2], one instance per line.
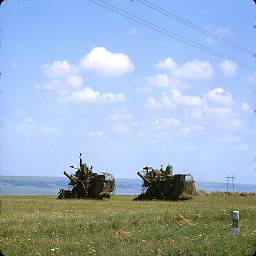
[0, 194, 256, 256]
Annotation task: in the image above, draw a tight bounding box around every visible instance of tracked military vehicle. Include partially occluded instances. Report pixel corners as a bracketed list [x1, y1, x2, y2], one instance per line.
[58, 153, 115, 199]
[135, 164, 196, 200]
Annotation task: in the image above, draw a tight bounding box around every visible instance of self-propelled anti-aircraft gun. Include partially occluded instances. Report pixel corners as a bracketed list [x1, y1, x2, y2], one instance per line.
[57, 153, 115, 199]
[135, 164, 196, 200]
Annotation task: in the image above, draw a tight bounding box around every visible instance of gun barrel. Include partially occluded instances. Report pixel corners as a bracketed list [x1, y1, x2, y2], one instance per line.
[137, 171, 151, 184]
[64, 171, 78, 183]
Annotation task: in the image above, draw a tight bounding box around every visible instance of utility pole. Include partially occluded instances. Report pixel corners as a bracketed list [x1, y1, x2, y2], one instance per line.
[226, 175, 236, 192]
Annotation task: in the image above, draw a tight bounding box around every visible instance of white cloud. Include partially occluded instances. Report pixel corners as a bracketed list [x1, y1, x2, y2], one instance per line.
[38, 53, 126, 104]
[157, 58, 213, 80]
[80, 47, 134, 78]
[150, 117, 201, 137]
[185, 108, 203, 120]
[174, 60, 213, 79]
[42, 60, 76, 77]
[148, 73, 172, 88]
[148, 89, 203, 109]
[160, 94, 176, 108]
[100, 92, 126, 104]
[105, 111, 137, 133]
[231, 119, 242, 130]
[170, 89, 203, 107]
[156, 57, 177, 70]
[143, 57, 213, 94]
[58, 87, 125, 104]
[66, 75, 83, 87]
[148, 73, 187, 89]
[41, 47, 134, 80]
[36, 75, 84, 97]
[206, 87, 234, 106]
[106, 112, 133, 122]
[146, 87, 246, 132]
[219, 60, 237, 76]
[15, 117, 59, 137]
[37, 76, 125, 105]
[201, 106, 245, 131]
[204, 106, 232, 116]
[151, 117, 181, 131]
[241, 102, 253, 112]
[147, 96, 162, 109]
[147, 88, 235, 118]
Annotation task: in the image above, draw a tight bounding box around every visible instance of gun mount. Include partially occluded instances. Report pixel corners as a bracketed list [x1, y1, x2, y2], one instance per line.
[134, 164, 196, 201]
[58, 153, 115, 199]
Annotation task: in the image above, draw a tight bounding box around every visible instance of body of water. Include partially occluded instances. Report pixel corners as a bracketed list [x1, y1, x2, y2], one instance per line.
[1, 176, 255, 195]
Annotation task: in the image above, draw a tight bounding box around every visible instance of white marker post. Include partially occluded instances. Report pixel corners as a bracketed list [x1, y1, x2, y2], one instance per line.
[232, 210, 239, 237]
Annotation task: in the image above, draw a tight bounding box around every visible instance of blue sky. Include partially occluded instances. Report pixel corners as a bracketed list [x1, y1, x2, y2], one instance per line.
[1, 0, 256, 184]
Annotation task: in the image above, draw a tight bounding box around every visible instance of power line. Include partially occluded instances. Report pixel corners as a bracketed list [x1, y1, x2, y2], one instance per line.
[91, 0, 256, 71]
[135, 0, 256, 58]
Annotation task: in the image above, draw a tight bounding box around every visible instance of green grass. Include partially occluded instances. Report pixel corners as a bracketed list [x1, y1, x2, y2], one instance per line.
[1, 195, 256, 256]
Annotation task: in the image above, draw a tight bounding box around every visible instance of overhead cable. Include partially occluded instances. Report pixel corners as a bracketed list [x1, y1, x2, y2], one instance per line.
[90, 0, 256, 71]
[135, 0, 256, 58]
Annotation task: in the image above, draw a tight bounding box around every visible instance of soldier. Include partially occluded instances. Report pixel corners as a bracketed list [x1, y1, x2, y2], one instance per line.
[165, 164, 173, 176]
